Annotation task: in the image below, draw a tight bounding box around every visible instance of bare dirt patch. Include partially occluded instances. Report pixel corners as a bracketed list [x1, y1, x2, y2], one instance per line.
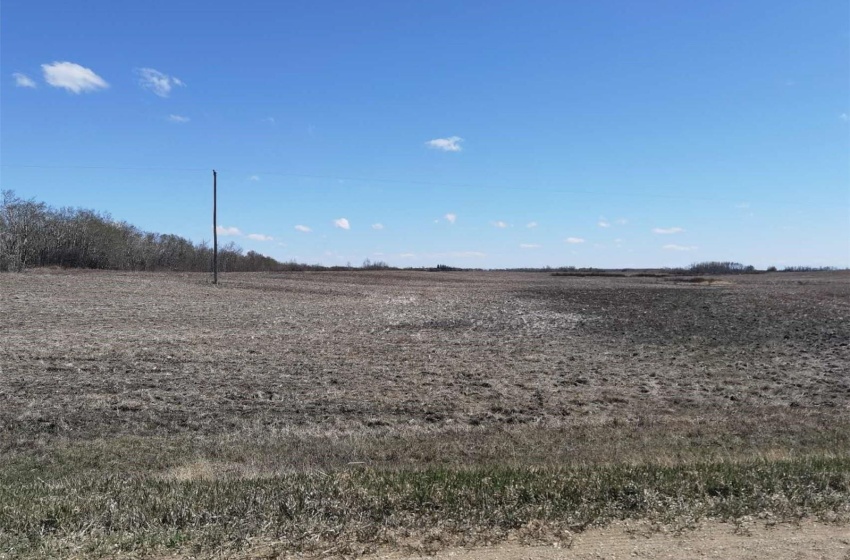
[360, 521, 850, 560]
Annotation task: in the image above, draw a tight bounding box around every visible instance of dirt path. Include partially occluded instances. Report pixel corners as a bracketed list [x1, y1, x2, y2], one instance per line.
[361, 522, 850, 560]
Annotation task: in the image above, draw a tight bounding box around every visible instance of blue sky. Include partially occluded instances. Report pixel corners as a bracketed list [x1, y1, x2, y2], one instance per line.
[2, 0, 848, 268]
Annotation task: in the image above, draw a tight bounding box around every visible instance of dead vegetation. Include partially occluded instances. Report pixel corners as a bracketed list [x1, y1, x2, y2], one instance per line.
[1, 269, 848, 558]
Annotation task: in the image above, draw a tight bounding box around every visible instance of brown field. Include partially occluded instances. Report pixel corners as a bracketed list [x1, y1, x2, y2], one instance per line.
[1, 269, 849, 558]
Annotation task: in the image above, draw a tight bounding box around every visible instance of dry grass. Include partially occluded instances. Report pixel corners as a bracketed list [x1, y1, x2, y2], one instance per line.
[1, 269, 848, 557]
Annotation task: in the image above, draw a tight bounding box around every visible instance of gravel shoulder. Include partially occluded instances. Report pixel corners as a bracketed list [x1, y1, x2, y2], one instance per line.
[360, 521, 850, 560]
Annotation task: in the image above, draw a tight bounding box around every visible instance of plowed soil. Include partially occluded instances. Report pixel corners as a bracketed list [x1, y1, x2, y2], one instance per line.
[2, 269, 848, 448]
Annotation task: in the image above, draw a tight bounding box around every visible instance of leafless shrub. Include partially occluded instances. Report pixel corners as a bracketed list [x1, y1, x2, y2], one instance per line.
[362, 258, 391, 270]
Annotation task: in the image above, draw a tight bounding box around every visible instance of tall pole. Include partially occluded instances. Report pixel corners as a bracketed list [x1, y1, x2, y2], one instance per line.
[213, 169, 218, 284]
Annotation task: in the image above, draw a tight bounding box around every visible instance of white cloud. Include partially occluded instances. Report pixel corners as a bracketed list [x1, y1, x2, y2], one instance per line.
[520, 243, 541, 249]
[400, 252, 416, 258]
[167, 114, 190, 123]
[426, 136, 463, 152]
[371, 223, 384, 230]
[13, 73, 36, 88]
[526, 221, 538, 228]
[663, 244, 697, 251]
[263, 116, 276, 124]
[216, 226, 242, 236]
[136, 67, 184, 97]
[249, 175, 260, 181]
[840, 113, 849, 122]
[652, 227, 684, 234]
[294, 225, 312, 233]
[565, 237, 585, 244]
[444, 213, 457, 224]
[734, 202, 750, 209]
[333, 218, 350, 230]
[615, 218, 628, 225]
[492, 221, 508, 228]
[247, 233, 273, 241]
[598, 219, 611, 228]
[42, 61, 108, 93]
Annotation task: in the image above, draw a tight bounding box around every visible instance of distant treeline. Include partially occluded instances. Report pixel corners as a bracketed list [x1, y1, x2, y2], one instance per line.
[676, 261, 757, 275]
[676, 262, 842, 274]
[551, 262, 843, 277]
[0, 190, 288, 272]
[550, 264, 749, 277]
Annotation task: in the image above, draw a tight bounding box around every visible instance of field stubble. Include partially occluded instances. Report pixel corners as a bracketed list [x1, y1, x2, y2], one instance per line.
[1, 269, 848, 557]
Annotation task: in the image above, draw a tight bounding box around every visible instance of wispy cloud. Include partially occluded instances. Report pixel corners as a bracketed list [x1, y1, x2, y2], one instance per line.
[565, 237, 585, 244]
[615, 218, 628, 225]
[167, 114, 190, 123]
[652, 227, 684, 234]
[663, 244, 697, 251]
[13, 72, 36, 88]
[597, 219, 611, 228]
[263, 116, 276, 125]
[520, 243, 541, 249]
[294, 225, 311, 233]
[734, 202, 750, 209]
[333, 218, 350, 230]
[247, 233, 273, 241]
[136, 68, 184, 97]
[42, 61, 108, 93]
[248, 175, 260, 181]
[840, 113, 849, 122]
[492, 221, 508, 228]
[526, 221, 538, 228]
[444, 213, 457, 224]
[371, 223, 384, 230]
[426, 136, 463, 152]
[216, 226, 241, 236]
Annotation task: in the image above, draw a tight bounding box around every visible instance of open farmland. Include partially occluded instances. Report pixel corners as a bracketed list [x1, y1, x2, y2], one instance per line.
[1, 269, 849, 558]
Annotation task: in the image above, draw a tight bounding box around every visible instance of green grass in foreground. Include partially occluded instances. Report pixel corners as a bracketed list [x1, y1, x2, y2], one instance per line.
[2, 456, 849, 559]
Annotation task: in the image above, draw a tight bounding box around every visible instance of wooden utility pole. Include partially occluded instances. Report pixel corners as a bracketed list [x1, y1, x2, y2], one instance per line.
[213, 169, 218, 284]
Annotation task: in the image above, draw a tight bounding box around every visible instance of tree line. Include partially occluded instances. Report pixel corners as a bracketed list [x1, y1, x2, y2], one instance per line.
[0, 190, 285, 272]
